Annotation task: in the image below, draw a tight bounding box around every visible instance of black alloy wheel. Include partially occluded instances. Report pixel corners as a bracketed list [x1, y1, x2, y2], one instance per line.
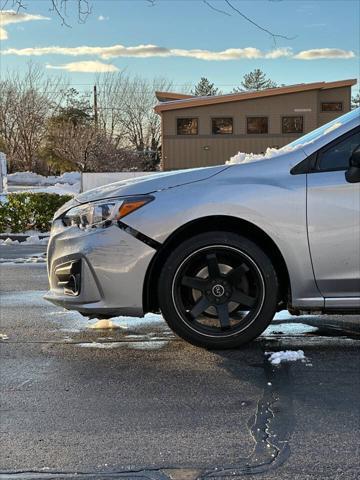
[159, 232, 278, 349]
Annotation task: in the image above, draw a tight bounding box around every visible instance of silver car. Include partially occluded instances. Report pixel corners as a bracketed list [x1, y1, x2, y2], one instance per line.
[45, 109, 360, 349]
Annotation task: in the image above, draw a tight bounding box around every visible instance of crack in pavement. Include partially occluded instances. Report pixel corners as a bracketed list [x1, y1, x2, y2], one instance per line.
[0, 347, 295, 480]
[199, 352, 294, 478]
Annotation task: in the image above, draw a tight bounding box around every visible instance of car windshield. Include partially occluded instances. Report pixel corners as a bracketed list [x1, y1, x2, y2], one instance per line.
[285, 108, 360, 150]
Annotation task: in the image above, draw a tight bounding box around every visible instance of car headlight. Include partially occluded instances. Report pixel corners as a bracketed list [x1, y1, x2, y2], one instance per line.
[62, 196, 153, 229]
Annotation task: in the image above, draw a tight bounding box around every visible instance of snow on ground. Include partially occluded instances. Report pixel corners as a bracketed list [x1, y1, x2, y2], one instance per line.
[7, 171, 80, 195]
[77, 340, 169, 350]
[8, 171, 80, 186]
[0, 256, 46, 264]
[263, 322, 318, 336]
[265, 350, 306, 365]
[0, 235, 49, 246]
[88, 313, 165, 330]
[15, 182, 80, 196]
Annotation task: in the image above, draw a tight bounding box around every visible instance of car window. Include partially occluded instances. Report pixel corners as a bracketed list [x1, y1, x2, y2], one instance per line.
[317, 131, 360, 171]
[285, 108, 359, 151]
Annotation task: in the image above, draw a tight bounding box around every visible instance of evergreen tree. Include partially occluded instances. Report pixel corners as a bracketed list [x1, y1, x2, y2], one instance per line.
[192, 77, 220, 96]
[232, 69, 277, 92]
[351, 93, 360, 110]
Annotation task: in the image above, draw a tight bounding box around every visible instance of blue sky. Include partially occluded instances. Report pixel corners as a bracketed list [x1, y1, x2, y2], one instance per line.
[0, 0, 359, 94]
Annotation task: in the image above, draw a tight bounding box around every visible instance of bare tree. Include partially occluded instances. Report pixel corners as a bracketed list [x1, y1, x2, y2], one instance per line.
[96, 73, 173, 154]
[0, 63, 65, 172]
[48, 120, 145, 172]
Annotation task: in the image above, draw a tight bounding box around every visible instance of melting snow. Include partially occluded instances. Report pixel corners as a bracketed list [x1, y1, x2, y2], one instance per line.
[78, 342, 123, 349]
[88, 319, 125, 330]
[8, 171, 80, 186]
[265, 350, 306, 365]
[263, 322, 318, 336]
[77, 340, 168, 350]
[226, 144, 302, 165]
[87, 313, 165, 330]
[0, 235, 49, 246]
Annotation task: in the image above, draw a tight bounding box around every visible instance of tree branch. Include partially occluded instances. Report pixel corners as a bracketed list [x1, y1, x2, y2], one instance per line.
[202, 1, 231, 16]
[223, 0, 296, 43]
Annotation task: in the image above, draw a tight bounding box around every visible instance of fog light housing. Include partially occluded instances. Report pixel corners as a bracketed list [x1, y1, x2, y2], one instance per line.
[54, 260, 81, 296]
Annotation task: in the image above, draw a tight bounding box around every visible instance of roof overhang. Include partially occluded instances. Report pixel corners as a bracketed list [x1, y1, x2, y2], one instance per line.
[154, 79, 357, 114]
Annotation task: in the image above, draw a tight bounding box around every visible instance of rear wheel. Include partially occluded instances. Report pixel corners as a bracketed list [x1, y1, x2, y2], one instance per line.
[158, 232, 278, 349]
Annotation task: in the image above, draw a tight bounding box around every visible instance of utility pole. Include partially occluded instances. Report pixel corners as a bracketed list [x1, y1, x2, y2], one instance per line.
[93, 85, 98, 129]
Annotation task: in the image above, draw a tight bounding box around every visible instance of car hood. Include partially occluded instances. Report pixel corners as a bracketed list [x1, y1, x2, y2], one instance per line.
[54, 165, 229, 218]
[77, 165, 229, 203]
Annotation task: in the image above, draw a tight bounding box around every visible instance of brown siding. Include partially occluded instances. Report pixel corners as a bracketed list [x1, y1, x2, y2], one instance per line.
[160, 87, 352, 170]
[318, 86, 351, 125]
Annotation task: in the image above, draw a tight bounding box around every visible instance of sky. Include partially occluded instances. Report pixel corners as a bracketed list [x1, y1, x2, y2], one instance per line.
[0, 0, 359, 94]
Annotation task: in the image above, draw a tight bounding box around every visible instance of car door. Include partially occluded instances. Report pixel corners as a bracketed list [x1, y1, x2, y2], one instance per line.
[306, 127, 360, 303]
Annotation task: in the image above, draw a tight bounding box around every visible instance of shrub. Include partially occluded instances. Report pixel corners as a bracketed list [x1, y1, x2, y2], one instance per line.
[0, 192, 72, 233]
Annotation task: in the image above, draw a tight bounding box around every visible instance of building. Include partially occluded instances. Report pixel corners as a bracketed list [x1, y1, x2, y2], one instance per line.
[154, 79, 356, 171]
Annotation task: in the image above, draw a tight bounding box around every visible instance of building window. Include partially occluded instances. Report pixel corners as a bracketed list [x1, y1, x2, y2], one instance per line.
[177, 118, 198, 135]
[282, 116, 303, 134]
[212, 117, 233, 135]
[321, 102, 343, 112]
[247, 117, 268, 134]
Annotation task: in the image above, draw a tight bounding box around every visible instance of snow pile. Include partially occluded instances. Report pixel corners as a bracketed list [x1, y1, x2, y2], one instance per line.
[0, 235, 49, 246]
[265, 350, 305, 365]
[18, 182, 80, 195]
[0, 255, 46, 264]
[87, 313, 165, 330]
[77, 340, 168, 351]
[8, 171, 80, 186]
[227, 144, 303, 165]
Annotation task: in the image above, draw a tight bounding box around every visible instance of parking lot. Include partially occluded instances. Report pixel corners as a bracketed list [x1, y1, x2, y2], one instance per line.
[0, 244, 359, 480]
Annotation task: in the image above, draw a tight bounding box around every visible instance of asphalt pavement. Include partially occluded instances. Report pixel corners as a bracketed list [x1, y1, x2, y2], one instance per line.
[0, 244, 359, 480]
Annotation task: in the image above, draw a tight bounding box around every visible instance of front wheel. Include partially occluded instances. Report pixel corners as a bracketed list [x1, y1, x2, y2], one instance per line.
[158, 232, 278, 349]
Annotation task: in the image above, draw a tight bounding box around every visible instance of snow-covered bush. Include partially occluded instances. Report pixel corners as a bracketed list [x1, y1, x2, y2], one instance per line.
[0, 193, 72, 233]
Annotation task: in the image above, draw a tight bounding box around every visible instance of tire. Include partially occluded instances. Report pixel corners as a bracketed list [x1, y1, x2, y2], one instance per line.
[158, 231, 278, 349]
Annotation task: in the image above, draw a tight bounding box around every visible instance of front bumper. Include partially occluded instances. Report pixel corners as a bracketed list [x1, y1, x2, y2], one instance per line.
[44, 223, 157, 317]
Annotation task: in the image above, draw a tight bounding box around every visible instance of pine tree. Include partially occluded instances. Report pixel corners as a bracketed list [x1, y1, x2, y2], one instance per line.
[232, 69, 277, 92]
[192, 77, 220, 96]
[351, 93, 360, 110]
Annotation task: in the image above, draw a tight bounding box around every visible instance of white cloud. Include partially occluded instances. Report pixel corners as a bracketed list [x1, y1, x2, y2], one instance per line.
[294, 48, 356, 60]
[98, 15, 109, 21]
[0, 10, 49, 40]
[1, 43, 292, 60]
[46, 60, 119, 73]
[1, 42, 356, 62]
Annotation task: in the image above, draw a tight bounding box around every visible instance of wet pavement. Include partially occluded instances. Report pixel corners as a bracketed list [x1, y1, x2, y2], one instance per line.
[0, 245, 359, 480]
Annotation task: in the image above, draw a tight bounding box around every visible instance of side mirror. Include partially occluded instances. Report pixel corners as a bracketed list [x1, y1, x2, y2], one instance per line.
[345, 146, 360, 183]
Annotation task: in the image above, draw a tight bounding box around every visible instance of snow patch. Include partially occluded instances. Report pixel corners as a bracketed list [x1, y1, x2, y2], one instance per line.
[8, 171, 80, 186]
[77, 340, 168, 350]
[0, 235, 49, 246]
[88, 313, 166, 330]
[127, 340, 168, 350]
[88, 319, 126, 330]
[263, 322, 318, 336]
[265, 350, 306, 365]
[0, 256, 46, 264]
[227, 144, 303, 165]
[78, 342, 123, 349]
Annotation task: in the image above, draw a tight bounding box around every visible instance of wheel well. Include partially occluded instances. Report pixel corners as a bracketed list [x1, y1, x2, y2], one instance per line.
[143, 216, 291, 313]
